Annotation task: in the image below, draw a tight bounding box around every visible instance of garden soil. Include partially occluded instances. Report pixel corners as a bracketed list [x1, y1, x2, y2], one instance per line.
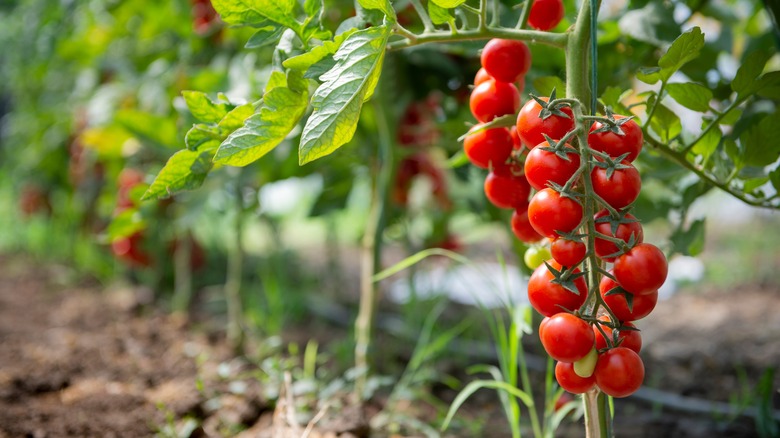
[0, 254, 778, 437]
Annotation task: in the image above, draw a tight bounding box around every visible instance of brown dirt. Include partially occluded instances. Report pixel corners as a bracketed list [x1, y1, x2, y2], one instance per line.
[1, 253, 778, 437]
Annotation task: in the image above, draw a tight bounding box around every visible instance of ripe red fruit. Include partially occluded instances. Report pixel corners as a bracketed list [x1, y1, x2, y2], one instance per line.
[528, 260, 588, 317]
[540, 313, 595, 363]
[470, 79, 521, 123]
[511, 206, 544, 243]
[591, 162, 641, 209]
[463, 127, 514, 169]
[523, 141, 580, 191]
[613, 243, 668, 295]
[516, 97, 575, 148]
[550, 238, 586, 267]
[474, 67, 491, 86]
[484, 171, 531, 209]
[111, 232, 152, 267]
[593, 315, 642, 353]
[593, 210, 643, 262]
[528, 188, 583, 239]
[600, 275, 658, 322]
[480, 39, 532, 83]
[594, 347, 645, 398]
[528, 0, 565, 31]
[555, 361, 596, 394]
[588, 115, 644, 163]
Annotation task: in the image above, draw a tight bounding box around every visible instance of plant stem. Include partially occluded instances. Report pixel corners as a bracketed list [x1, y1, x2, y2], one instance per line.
[681, 98, 744, 153]
[225, 182, 245, 352]
[354, 84, 396, 400]
[389, 27, 568, 51]
[565, 0, 593, 109]
[408, 0, 435, 32]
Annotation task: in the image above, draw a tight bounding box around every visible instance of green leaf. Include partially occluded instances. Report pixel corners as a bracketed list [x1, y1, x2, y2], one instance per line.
[211, 0, 302, 33]
[657, 27, 705, 83]
[299, 25, 390, 165]
[649, 104, 682, 143]
[283, 29, 356, 72]
[218, 103, 255, 133]
[431, 0, 466, 7]
[731, 51, 772, 97]
[245, 23, 285, 48]
[182, 90, 230, 123]
[724, 139, 742, 169]
[756, 71, 780, 99]
[720, 107, 742, 126]
[428, 2, 455, 26]
[214, 70, 310, 166]
[304, 0, 321, 18]
[770, 167, 780, 193]
[738, 111, 780, 167]
[185, 124, 221, 151]
[107, 209, 145, 240]
[670, 218, 705, 256]
[638, 27, 705, 84]
[743, 177, 769, 193]
[599, 86, 631, 113]
[690, 125, 720, 159]
[357, 0, 396, 22]
[142, 147, 217, 200]
[666, 82, 712, 112]
[618, 3, 680, 47]
[533, 76, 567, 98]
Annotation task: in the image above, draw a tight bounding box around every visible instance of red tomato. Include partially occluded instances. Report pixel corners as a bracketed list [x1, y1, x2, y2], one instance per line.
[551, 238, 586, 267]
[555, 361, 596, 394]
[539, 315, 551, 339]
[474, 67, 491, 86]
[484, 171, 531, 209]
[470, 79, 521, 123]
[528, 188, 583, 239]
[600, 274, 658, 322]
[480, 39, 531, 83]
[528, 260, 588, 317]
[591, 162, 641, 209]
[516, 97, 575, 148]
[613, 243, 668, 295]
[463, 127, 514, 169]
[593, 210, 644, 262]
[511, 206, 544, 243]
[528, 0, 565, 31]
[523, 141, 580, 191]
[594, 347, 644, 398]
[588, 115, 644, 163]
[509, 126, 523, 150]
[540, 313, 595, 363]
[111, 232, 152, 267]
[593, 315, 642, 353]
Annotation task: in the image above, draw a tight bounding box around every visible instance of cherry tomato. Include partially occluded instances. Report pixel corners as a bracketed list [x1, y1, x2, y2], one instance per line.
[588, 115, 643, 163]
[509, 126, 523, 150]
[613, 243, 668, 295]
[528, 0, 565, 31]
[111, 232, 152, 267]
[540, 313, 594, 363]
[600, 274, 658, 322]
[525, 246, 552, 269]
[593, 209, 644, 262]
[523, 141, 580, 191]
[594, 347, 644, 398]
[550, 238, 586, 267]
[484, 171, 531, 209]
[474, 67, 492, 86]
[511, 206, 544, 243]
[463, 126, 514, 169]
[591, 162, 641, 209]
[516, 97, 575, 148]
[480, 39, 531, 83]
[539, 316, 551, 339]
[528, 260, 588, 317]
[593, 315, 642, 353]
[528, 188, 583, 239]
[556, 361, 595, 394]
[470, 79, 521, 123]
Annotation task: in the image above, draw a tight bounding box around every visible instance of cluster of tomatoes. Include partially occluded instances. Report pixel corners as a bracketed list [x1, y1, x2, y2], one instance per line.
[464, 33, 668, 398]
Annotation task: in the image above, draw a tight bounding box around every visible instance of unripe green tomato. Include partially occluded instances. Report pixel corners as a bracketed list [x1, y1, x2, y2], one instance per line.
[574, 346, 598, 378]
[524, 246, 551, 269]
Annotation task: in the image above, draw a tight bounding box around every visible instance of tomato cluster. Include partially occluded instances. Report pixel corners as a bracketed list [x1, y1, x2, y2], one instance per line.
[463, 32, 669, 400]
